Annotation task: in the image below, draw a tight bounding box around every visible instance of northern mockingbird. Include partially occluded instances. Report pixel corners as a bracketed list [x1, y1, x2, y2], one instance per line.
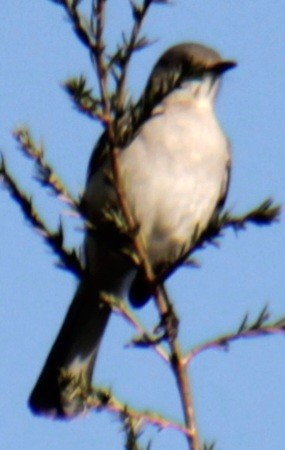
[29, 42, 236, 418]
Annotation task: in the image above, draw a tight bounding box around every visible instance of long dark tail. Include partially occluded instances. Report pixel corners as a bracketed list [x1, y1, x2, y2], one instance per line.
[29, 277, 111, 419]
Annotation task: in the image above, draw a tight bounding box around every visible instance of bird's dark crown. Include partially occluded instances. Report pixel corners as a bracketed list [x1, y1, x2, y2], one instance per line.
[143, 42, 236, 107]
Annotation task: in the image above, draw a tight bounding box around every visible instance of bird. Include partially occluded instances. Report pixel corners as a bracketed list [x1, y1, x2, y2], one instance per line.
[29, 42, 236, 419]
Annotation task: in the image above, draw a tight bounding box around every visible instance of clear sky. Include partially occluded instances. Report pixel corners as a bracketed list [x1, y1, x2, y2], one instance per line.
[1, 1, 285, 450]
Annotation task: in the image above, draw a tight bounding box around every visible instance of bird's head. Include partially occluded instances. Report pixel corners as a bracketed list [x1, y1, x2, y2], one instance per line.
[145, 42, 237, 104]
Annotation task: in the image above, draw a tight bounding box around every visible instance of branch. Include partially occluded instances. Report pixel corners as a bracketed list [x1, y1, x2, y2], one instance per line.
[100, 292, 169, 363]
[152, 199, 281, 290]
[203, 444, 216, 450]
[13, 127, 79, 208]
[111, 0, 157, 113]
[120, 410, 144, 450]
[64, 75, 106, 122]
[186, 306, 285, 364]
[0, 155, 82, 277]
[54, 0, 99, 54]
[90, 0, 111, 113]
[87, 387, 192, 440]
[218, 199, 281, 230]
[187, 199, 281, 260]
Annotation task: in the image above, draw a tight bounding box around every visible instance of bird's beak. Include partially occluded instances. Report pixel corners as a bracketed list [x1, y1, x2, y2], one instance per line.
[210, 60, 237, 75]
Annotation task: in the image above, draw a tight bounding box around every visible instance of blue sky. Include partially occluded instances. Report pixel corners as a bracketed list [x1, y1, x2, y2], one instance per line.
[1, 1, 285, 449]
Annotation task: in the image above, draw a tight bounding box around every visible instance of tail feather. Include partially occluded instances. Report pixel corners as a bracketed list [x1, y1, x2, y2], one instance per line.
[29, 278, 111, 419]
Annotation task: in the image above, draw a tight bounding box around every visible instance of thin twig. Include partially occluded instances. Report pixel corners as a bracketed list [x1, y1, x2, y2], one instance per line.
[185, 308, 285, 365]
[61, 0, 98, 54]
[100, 292, 169, 363]
[115, 0, 153, 112]
[87, 388, 192, 439]
[64, 75, 107, 123]
[150, 199, 281, 292]
[0, 155, 82, 277]
[13, 127, 79, 207]
[91, 0, 110, 112]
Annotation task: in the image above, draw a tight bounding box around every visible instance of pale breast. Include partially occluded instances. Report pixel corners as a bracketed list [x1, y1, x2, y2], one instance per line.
[120, 101, 230, 264]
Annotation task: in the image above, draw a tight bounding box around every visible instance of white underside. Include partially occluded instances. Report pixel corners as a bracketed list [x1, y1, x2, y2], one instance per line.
[85, 83, 230, 268]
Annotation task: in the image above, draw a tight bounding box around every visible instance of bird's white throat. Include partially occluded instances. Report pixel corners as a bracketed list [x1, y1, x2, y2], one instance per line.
[163, 74, 220, 109]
